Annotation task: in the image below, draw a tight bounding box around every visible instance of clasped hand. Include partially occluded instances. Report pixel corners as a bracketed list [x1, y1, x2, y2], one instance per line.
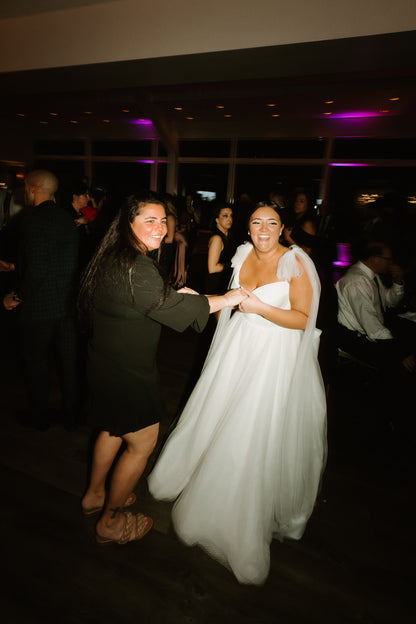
[225, 286, 249, 308]
[236, 289, 264, 314]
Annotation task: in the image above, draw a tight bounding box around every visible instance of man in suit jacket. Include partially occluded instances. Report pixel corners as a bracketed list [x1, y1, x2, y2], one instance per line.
[3, 170, 80, 430]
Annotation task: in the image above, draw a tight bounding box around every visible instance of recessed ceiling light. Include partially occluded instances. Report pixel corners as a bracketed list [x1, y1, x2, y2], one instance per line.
[174, 106, 183, 111]
[102, 119, 110, 123]
[122, 108, 130, 113]
[216, 105, 225, 109]
[186, 116, 194, 120]
[324, 100, 334, 104]
[271, 113, 280, 117]
[380, 109, 390, 113]
[323, 112, 332, 115]
[389, 97, 400, 101]
[40, 121, 48, 125]
[84, 111, 93, 115]
[224, 114, 232, 118]
[267, 103, 276, 107]
[17, 113, 25, 117]
[49, 112, 58, 116]
[69, 120, 78, 124]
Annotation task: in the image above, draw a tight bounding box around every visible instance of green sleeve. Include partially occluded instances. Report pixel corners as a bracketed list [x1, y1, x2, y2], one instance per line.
[131, 255, 210, 332]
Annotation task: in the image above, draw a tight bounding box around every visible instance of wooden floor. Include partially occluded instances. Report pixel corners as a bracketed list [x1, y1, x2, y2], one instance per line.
[0, 311, 414, 624]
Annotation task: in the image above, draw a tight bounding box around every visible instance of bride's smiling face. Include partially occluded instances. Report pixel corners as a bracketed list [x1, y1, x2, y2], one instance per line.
[249, 206, 284, 252]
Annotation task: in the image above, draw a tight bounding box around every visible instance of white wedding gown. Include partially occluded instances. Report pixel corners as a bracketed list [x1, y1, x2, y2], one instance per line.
[148, 244, 327, 585]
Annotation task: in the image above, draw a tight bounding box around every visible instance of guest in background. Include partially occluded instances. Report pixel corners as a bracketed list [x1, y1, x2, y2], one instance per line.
[283, 190, 318, 256]
[336, 241, 411, 369]
[171, 194, 200, 289]
[3, 170, 80, 431]
[66, 181, 97, 269]
[268, 188, 286, 209]
[159, 194, 178, 278]
[233, 191, 255, 246]
[204, 202, 236, 295]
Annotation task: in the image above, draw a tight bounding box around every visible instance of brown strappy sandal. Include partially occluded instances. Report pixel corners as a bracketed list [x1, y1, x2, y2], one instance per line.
[96, 511, 153, 545]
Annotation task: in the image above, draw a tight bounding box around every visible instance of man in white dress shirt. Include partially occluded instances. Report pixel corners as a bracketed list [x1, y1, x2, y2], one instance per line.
[336, 241, 415, 373]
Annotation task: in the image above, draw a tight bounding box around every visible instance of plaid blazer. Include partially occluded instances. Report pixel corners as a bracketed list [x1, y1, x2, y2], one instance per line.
[15, 200, 79, 321]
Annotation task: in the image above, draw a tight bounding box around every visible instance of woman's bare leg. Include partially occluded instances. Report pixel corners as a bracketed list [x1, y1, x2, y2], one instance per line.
[81, 431, 123, 511]
[96, 423, 159, 540]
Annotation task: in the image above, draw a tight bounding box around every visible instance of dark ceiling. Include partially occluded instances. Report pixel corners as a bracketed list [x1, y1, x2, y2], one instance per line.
[1, 30, 416, 149]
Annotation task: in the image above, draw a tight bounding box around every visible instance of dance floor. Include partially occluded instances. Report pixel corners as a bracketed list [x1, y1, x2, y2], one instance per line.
[0, 310, 413, 624]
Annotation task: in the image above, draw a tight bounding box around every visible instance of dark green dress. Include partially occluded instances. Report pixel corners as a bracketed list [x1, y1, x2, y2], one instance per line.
[87, 254, 209, 435]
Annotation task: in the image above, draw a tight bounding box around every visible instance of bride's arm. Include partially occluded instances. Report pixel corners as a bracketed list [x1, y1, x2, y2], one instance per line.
[239, 267, 313, 330]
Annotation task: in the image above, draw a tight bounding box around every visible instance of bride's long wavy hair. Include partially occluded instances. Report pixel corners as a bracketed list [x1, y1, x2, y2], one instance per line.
[78, 191, 167, 323]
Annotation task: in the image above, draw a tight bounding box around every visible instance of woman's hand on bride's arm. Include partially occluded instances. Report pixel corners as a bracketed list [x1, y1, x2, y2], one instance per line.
[224, 287, 249, 308]
[206, 287, 249, 313]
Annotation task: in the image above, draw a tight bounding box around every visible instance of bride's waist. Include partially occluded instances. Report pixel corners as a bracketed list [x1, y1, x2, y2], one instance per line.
[235, 309, 295, 330]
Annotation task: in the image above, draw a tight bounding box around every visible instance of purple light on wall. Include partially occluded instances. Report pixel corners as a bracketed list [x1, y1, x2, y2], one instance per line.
[130, 118, 153, 125]
[330, 163, 373, 167]
[333, 243, 352, 268]
[325, 111, 384, 119]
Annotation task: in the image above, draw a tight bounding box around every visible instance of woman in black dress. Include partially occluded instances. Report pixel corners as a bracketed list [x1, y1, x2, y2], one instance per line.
[79, 191, 246, 545]
[283, 191, 318, 256]
[205, 203, 236, 295]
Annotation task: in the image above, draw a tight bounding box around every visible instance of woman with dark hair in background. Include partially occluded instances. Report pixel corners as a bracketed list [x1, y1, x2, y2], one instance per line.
[283, 190, 318, 256]
[159, 193, 178, 278]
[78, 191, 246, 546]
[170, 193, 201, 289]
[149, 201, 326, 584]
[205, 202, 236, 295]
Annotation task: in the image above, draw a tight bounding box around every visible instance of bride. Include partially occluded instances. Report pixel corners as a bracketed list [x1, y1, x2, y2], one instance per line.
[148, 201, 327, 585]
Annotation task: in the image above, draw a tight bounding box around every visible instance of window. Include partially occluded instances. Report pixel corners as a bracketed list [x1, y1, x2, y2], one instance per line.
[333, 138, 416, 160]
[179, 141, 231, 157]
[34, 141, 84, 156]
[92, 141, 152, 157]
[237, 139, 327, 159]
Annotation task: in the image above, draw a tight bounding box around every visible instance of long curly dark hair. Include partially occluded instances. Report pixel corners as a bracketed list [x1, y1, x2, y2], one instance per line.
[78, 191, 167, 322]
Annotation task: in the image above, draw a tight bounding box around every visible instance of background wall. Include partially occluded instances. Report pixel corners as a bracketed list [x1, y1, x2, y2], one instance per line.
[1, 0, 416, 72]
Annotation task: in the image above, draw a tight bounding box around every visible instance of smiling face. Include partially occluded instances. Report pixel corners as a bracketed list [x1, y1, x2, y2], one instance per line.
[216, 208, 233, 233]
[131, 203, 168, 250]
[248, 206, 283, 253]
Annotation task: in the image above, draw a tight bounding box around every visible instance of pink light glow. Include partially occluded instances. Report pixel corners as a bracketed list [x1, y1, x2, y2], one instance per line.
[324, 111, 384, 119]
[330, 163, 373, 167]
[333, 243, 352, 268]
[130, 118, 153, 125]
[134, 159, 168, 164]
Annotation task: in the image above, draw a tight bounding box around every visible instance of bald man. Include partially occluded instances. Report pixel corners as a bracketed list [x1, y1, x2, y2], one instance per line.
[3, 170, 80, 430]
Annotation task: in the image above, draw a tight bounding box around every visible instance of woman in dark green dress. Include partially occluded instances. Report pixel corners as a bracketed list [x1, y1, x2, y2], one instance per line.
[79, 191, 246, 545]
